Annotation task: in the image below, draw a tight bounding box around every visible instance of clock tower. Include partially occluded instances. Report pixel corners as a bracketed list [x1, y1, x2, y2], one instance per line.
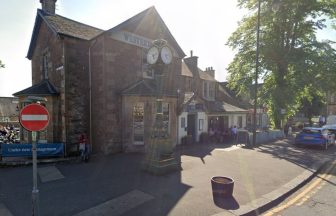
[142, 39, 178, 175]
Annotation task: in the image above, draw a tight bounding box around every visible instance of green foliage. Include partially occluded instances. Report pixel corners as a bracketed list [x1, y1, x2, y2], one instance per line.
[0, 60, 4, 68]
[227, 0, 336, 128]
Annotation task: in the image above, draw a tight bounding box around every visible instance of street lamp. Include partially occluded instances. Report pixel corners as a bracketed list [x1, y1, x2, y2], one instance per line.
[252, 0, 261, 148]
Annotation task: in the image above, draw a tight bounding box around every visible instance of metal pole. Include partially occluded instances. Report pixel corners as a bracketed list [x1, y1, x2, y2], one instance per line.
[32, 131, 39, 216]
[252, 0, 261, 148]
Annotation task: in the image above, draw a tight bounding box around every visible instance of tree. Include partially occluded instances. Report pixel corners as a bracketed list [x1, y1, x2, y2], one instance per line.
[0, 60, 4, 68]
[227, 0, 336, 128]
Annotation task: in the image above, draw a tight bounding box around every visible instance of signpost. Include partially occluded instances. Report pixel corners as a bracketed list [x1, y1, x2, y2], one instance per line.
[20, 103, 49, 216]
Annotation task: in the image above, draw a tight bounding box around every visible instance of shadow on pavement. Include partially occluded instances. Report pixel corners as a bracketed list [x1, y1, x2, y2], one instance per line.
[213, 196, 240, 210]
[255, 138, 336, 175]
[174, 142, 235, 164]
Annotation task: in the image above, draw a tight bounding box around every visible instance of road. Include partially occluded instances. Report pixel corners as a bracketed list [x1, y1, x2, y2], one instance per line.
[263, 159, 336, 216]
[1, 139, 336, 216]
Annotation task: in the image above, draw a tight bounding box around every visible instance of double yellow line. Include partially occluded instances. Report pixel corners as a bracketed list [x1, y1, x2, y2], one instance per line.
[264, 160, 336, 216]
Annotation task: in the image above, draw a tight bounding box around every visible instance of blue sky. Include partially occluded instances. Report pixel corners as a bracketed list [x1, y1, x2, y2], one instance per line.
[0, 0, 334, 97]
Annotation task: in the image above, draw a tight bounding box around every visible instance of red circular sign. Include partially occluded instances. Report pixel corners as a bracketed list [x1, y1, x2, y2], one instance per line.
[20, 104, 50, 131]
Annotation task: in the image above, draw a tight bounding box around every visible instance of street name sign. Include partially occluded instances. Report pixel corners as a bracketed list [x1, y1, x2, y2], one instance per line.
[20, 104, 50, 132]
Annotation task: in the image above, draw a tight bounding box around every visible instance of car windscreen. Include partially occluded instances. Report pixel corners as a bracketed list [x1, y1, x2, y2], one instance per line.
[302, 129, 321, 134]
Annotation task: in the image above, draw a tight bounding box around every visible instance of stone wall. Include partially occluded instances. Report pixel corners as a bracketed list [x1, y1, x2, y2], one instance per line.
[63, 37, 90, 153]
[30, 21, 90, 153]
[30, 21, 63, 145]
[90, 30, 181, 154]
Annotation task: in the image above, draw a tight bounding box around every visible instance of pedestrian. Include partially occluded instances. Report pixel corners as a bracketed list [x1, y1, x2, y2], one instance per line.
[319, 115, 325, 127]
[231, 126, 238, 143]
[79, 133, 89, 162]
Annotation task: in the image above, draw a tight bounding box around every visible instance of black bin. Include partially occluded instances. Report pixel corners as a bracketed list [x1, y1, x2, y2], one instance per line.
[211, 176, 234, 199]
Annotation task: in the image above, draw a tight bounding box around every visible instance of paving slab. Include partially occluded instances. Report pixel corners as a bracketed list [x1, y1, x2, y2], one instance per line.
[74, 190, 154, 216]
[38, 166, 64, 183]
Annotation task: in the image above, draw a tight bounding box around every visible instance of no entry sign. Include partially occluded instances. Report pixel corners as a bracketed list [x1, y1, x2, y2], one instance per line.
[20, 104, 50, 132]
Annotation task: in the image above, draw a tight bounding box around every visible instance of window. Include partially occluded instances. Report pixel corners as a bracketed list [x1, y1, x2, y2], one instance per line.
[185, 78, 192, 91]
[238, 116, 243, 128]
[203, 81, 208, 98]
[203, 81, 215, 100]
[199, 119, 204, 131]
[162, 103, 170, 134]
[181, 117, 186, 128]
[209, 82, 215, 99]
[133, 103, 144, 145]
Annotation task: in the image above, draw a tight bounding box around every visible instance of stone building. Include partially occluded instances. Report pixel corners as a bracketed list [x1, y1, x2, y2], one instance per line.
[15, 0, 185, 154]
[15, 0, 250, 154]
[0, 97, 19, 127]
[176, 52, 249, 144]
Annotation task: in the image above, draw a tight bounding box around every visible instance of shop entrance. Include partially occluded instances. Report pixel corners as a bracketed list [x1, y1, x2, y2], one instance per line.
[187, 114, 196, 143]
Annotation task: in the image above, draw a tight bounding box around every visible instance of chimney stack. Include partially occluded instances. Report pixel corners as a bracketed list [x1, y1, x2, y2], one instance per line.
[184, 50, 198, 70]
[205, 66, 215, 78]
[40, 0, 57, 14]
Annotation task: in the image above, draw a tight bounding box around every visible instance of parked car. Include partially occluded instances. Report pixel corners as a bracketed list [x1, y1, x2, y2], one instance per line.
[294, 127, 335, 150]
[322, 124, 336, 136]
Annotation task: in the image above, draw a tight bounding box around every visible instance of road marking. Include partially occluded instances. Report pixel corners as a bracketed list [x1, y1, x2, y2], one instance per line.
[38, 166, 64, 183]
[73, 190, 154, 216]
[264, 161, 336, 216]
[0, 203, 13, 216]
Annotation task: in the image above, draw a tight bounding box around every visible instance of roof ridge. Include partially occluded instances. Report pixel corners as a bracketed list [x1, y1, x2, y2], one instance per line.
[38, 9, 104, 32]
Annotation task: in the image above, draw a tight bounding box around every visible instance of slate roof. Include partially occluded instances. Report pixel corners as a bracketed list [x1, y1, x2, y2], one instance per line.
[104, 6, 186, 58]
[181, 62, 193, 77]
[199, 69, 216, 81]
[13, 79, 59, 96]
[27, 9, 104, 59]
[206, 101, 247, 114]
[44, 12, 103, 40]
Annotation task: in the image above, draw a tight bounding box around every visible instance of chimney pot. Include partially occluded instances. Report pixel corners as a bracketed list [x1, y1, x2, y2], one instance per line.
[190, 50, 193, 57]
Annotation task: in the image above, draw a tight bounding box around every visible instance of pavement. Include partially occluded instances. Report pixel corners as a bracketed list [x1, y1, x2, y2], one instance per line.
[1, 138, 336, 216]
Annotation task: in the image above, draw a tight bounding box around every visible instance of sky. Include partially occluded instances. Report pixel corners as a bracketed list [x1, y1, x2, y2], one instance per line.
[0, 0, 334, 97]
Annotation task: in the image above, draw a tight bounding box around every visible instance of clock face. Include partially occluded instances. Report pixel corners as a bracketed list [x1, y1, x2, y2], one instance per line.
[147, 46, 159, 64]
[161, 46, 172, 64]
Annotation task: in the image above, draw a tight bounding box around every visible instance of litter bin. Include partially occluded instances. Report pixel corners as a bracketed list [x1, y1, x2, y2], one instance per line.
[211, 176, 234, 199]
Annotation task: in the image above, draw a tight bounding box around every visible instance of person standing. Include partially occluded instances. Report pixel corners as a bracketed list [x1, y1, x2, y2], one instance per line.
[231, 126, 238, 142]
[79, 133, 89, 162]
[319, 115, 325, 127]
